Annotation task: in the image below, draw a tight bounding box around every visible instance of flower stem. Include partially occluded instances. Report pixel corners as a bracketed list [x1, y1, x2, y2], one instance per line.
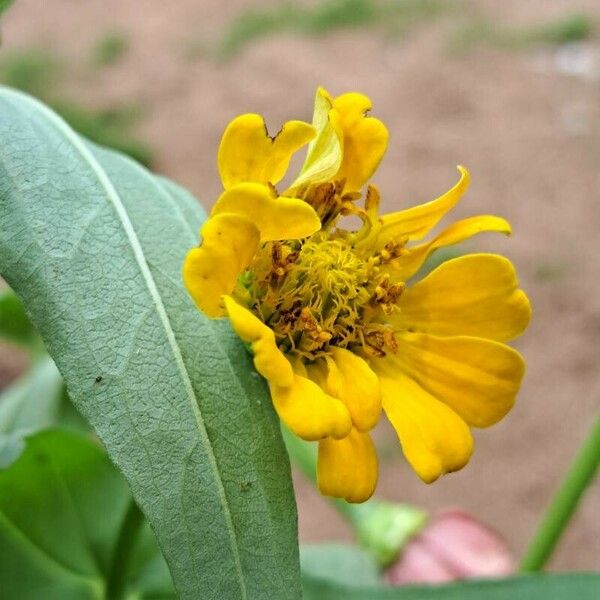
[520, 414, 600, 572]
[105, 499, 145, 600]
[282, 426, 427, 566]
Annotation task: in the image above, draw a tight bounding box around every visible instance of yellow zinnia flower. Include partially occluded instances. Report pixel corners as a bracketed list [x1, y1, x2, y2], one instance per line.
[183, 87, 531, 503]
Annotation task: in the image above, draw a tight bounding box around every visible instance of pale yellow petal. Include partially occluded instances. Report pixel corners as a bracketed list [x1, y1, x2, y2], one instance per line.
[317, 428, 378, 503]
[380, 332, 525, 428]
[183, 214, 259, 317]
[386, 215, 512, 282]
[288, 87, 343, 191]
[395, 254, 531, 342]
[218, 113, 315, 189]
[325, 348, 382, 432]
[223, 296, 293, 388]
[271, 374, 352, 441]
[333, 92, 389, 192]
[379, 374, 473, 483]
[211, 182, 321, 241]
[376, 166, 470, 245]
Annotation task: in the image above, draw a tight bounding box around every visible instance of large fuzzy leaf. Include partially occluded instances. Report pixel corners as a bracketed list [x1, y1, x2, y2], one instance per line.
[0, 87, 301, 599]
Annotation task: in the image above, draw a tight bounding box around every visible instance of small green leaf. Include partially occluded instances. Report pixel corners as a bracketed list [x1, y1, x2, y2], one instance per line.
[302, 573, 600, 599]
[0, 355, 86, 467]
[0, 429, 175, 599]
[0, 356, 83, 436]
[0, 86, 301, 599]
[301, 544, 380, 588]
[0, 288, 39, 348]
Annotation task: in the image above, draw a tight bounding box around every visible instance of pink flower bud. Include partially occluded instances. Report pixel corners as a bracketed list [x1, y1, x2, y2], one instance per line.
[385, 509, 515, 585]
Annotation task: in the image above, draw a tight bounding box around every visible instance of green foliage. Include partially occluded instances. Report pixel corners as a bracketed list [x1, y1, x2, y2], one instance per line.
[0, 50, 153, 166]
[92, 32, 129, 67]
[0, 288, 38, 349]
[0, 429, 176, 599]
[0, 87, 301, 600]
[0, 0, 14, 17]
[534, 262, 565, 282]
[301, 544, 380, 587]
[0, 355, 88, 467]
[452, 12, 594, 52]
[0, 50, 60, 97]
[217, 0, 451, 58]
[534, 13, 594, 45]
[302, 571, 600, 599]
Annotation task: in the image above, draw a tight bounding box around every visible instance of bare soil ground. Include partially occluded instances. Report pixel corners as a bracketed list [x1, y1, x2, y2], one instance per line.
[2, 0, 599, 571]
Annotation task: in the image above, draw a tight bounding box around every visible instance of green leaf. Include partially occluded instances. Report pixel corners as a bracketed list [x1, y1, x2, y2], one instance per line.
[0, 288, 39, 348]
[0, 0, 14, 18]
[0, 87, 301, 599]
[0, 355, 84, 434]
[302, 573, 600, 600]
[301, 544, 380, 588]
[0, 428, 175, 599]
[0, 355, 62, 467]
[0, 355, 88, 466]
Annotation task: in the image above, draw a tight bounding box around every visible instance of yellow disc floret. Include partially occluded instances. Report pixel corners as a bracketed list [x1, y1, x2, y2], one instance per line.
[243, 210, 405, 361]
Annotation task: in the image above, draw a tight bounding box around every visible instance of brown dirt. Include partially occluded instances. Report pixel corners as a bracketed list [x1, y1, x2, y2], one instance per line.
[2, 0, 599, 571]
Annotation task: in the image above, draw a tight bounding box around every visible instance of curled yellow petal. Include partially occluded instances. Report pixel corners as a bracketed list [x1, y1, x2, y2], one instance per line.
[395, 254, 532, 342]
[376, 166, 470, 245]
[382, 332, 525, 428]
[211, 182, 321, 241]
[288, 87, 343, 191]
[223, 296, 293, 388]
[317, 428, 378, 503]
[379, 374, 473, 483]
[324, 348, 382, 432]
[183, 214, 259, 317]
[333, 92, 389, 192]
[271, 374, 352, 441]
[218, 113, 315, 189]
[387, 215, 512, 282]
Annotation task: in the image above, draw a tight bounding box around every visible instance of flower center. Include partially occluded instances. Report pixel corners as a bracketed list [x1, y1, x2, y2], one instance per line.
[243, 225, 405, 361]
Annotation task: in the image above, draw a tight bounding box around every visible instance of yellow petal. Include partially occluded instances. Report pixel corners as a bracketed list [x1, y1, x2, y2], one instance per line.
[395, 254, 531, 342]
[183, 214, 259, 317]
[333, 92, 389, 192]
[288, 87, 343, 191]
[317, 428, 378, 503]
[271, 374, 352, 441]
[387, 215, 512, 282]
[379, 374, 473, 483]
[381, 332, 525, 428]
[376, 166, 470, 245]
[218, 113, 315, 189]
[211, 182, 321, 241]
[223, 296, 294, 388]
[324, 348, 382, 432]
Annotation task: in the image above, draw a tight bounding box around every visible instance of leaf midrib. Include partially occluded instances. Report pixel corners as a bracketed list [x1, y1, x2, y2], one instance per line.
[0, 87, 247, 599]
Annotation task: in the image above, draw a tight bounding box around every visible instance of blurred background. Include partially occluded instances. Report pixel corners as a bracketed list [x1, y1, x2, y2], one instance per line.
[0, 0, 598, 571]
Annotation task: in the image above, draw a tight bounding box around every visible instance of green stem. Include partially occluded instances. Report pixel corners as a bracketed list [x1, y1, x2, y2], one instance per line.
[520, 414, 600, 572]
[105, 499, 145, 600]
[282, 426, 427, 566]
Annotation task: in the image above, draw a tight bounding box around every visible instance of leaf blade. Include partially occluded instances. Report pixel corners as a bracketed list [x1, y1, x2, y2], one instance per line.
[0, 87, 301, 599]
[302, 573, 600, 600]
